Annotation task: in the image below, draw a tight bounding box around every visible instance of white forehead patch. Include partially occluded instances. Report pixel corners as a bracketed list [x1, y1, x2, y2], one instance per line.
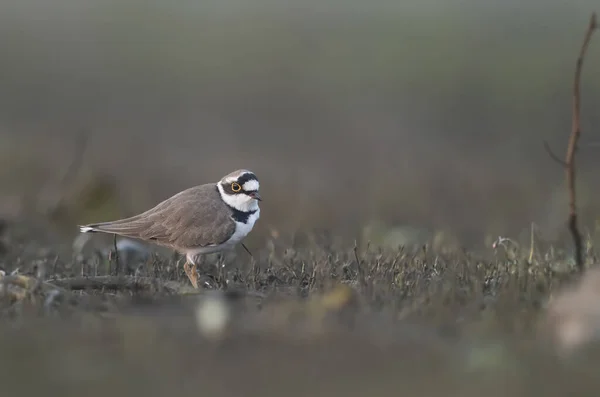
[242, 180, 259, 192]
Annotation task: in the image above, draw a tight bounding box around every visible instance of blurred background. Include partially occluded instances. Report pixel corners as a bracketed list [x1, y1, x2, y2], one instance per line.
[0, 0, 599, 251]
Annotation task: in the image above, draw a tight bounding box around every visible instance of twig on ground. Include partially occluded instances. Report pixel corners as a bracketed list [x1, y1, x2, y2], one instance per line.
[50, 275, 270, 299]
[0, 272, 270, 313]
[566, 13, 597, 272]
[544, 12, 597, 273]
[50, 275, 184, 294]
[0, 274, 73, 304]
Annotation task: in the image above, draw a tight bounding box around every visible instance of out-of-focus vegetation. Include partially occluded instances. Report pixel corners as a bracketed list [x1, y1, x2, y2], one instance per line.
[1, 3, 600, 395]
[0, 218, 599, 397]
[0, 0, 599, 250]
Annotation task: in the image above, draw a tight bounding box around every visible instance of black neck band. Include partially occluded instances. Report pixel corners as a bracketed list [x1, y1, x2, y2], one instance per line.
[217, 185, 257, 223]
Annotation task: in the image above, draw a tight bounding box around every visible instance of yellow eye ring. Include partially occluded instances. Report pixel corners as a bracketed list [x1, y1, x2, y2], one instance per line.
[231, 182, 242, 192]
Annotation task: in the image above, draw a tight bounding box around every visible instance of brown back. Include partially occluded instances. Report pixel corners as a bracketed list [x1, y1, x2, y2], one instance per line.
[87, 183, 236, 249]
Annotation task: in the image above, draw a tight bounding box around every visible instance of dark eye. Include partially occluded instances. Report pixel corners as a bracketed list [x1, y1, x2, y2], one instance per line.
[231, 182, 242, 192]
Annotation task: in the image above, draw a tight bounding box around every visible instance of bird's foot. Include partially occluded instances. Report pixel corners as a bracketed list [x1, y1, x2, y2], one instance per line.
[183, 261, 199, 289]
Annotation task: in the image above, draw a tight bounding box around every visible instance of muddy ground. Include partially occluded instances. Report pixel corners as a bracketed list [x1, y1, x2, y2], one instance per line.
[0, 217, 598, 397]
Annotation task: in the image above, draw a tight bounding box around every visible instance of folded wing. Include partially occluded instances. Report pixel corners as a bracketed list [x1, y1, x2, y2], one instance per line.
[79, 185, 235, 249]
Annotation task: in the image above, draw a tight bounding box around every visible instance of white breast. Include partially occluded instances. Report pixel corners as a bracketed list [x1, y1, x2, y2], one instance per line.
[185, 208, 260, 260]
[226, 207, 260, 246]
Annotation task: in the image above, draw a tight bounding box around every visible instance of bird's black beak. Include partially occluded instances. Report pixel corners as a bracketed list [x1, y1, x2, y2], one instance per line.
[249, 192, 262, 201]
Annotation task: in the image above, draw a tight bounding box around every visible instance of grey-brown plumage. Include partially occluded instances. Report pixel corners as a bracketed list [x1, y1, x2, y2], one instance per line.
[81, 184, 235, 251]
[79, 169, 262, 289]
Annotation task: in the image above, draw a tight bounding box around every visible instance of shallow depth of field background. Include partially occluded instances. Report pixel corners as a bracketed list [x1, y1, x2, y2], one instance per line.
[2, 2, 600, 397]
[1, 0, 599, 250]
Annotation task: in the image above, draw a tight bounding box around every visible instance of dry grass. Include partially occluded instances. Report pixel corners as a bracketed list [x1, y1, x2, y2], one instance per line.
[0, 5, 598, 396]
[1, 218, 600, 397]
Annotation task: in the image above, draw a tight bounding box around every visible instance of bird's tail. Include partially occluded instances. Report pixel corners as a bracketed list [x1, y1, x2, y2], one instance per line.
[79, 214, 147, 237]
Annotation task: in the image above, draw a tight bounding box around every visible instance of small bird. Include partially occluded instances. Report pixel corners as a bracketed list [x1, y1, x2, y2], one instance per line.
[79, 169, 261, 288]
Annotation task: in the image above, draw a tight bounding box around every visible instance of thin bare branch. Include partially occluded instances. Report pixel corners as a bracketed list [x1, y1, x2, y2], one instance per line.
[565, 13, 597, 272]
[543, 141, 567, 167]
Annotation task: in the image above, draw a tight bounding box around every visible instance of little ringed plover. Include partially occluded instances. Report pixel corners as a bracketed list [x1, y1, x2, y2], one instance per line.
[79, 169, 261, 288]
